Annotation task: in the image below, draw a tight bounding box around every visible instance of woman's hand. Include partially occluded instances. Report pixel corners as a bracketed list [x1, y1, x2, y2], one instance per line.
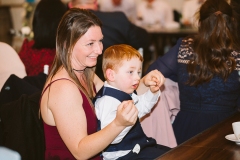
[113, 100, 138, 127]
[143, 69, 165, 93]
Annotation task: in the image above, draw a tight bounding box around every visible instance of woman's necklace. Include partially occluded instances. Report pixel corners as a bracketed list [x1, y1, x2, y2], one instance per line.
[72, 68, 85, 72]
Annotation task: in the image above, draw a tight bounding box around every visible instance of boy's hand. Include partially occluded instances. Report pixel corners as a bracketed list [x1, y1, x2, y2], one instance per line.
[143, 69, 165, 93]
[149, 76, 160, 93]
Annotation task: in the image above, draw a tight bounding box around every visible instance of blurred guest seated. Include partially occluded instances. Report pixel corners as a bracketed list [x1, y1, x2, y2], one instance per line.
[162, 0, 185, 16]
[136, 0, 179, 29]
[98, 0, 137, 23]
[181, 0, 205, 28]
[18, 0, 67, 76]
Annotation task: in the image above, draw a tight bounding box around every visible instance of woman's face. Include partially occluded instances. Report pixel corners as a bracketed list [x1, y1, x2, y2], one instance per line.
[71, 26, 103, 70]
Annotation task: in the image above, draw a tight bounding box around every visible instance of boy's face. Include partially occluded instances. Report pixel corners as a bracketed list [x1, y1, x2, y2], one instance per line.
[112, 57, 142, 94]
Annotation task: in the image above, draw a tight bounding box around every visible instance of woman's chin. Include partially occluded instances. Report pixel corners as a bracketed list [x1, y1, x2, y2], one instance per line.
[88, 63, 97, 68]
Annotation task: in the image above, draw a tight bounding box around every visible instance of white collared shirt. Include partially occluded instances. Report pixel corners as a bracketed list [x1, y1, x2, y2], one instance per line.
[181, 0, 203, 26]
[99, 0, 137, 22]
[136, 0, 175, 27]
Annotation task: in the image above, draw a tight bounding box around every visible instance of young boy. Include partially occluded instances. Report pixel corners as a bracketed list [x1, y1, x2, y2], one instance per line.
[94, 44, 170, 160]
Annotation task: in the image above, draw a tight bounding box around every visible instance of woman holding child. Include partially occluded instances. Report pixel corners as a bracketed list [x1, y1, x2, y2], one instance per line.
[40, 8, 167, 160]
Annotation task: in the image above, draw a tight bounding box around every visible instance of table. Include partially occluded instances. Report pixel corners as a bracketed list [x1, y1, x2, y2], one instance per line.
[156, 111, 240, 160]
[145, 27, 198, 35]
[144, 26, 198, 57]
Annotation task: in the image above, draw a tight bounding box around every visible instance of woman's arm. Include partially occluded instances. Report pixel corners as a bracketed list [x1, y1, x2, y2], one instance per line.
[47, 80, 138, 159]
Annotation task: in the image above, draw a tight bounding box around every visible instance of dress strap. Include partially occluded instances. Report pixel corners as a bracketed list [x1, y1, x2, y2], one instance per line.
[41, 78, 75, 96]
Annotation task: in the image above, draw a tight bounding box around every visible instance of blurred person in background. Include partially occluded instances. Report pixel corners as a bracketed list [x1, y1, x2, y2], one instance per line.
[18, 0, 67, 76]
[136, 0, 179, 29]
[181, 0, 205, 28]
[98, 0, 137, 23]
[136, 0, 179, 64]
[161, 0, 185, 23]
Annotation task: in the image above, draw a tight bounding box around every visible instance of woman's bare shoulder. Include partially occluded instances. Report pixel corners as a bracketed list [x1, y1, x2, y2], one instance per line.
[41, 77, 83, 124]
[48, 78, 82, 102]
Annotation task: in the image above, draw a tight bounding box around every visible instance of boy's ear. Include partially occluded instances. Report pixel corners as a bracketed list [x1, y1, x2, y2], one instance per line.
[106, 68, 115, 82]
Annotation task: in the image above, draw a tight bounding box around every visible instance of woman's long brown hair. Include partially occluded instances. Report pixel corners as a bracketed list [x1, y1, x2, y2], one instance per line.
[187, 0, 239, 86]
[47, 8, 102, 99]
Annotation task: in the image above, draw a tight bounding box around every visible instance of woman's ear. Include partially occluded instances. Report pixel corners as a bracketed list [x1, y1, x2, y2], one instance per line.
[105, 68, 115, 82]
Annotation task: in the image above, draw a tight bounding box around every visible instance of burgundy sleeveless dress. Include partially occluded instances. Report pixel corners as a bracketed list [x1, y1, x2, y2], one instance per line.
[41, 79, 101, 160]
